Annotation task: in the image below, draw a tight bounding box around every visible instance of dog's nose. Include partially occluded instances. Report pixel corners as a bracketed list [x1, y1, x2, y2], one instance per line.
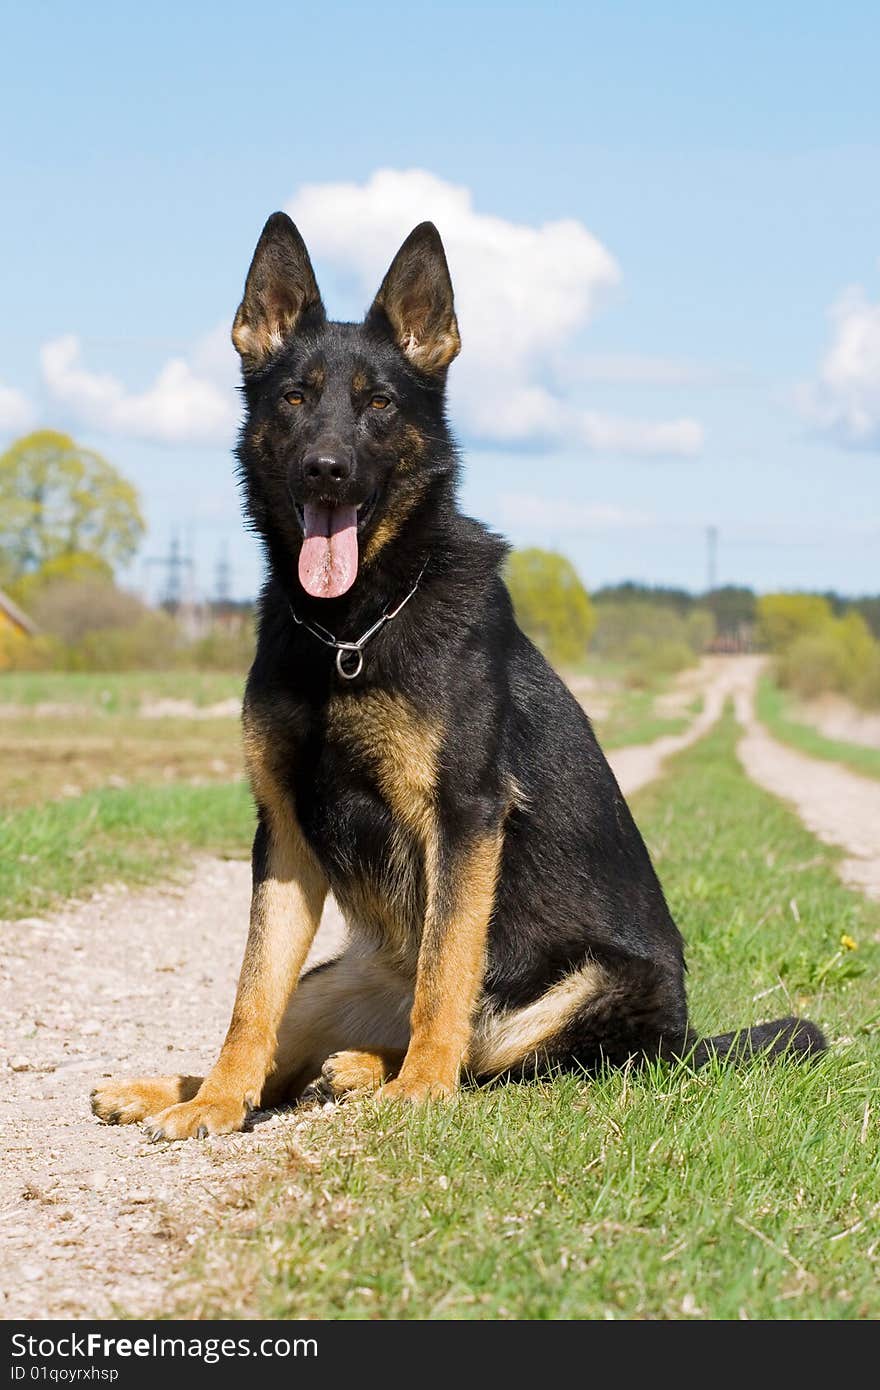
[301, 448, 354, 486]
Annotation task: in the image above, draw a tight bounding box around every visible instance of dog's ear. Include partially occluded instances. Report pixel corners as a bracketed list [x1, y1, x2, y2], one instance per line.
[232, 213, 325, 369]
[366, 222, 460, 375]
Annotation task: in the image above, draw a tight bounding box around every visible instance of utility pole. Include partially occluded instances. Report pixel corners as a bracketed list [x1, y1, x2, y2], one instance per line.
[144, 531, 194, 614]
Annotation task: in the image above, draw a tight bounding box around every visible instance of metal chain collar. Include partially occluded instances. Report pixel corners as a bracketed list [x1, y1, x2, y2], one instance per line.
[289, 563, 427, 680]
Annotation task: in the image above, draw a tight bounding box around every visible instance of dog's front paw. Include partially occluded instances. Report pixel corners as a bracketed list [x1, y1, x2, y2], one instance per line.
[91, 1074, 201, 1125]
[326, 1049, 399, 1097]
[379, 1074, 455, 1104]
[144, 1092, 248, 1142]
[302, 1049, 401, 1105]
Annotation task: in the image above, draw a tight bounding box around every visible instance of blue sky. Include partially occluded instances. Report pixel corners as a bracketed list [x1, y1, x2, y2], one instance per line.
[2, 1, 878, 599]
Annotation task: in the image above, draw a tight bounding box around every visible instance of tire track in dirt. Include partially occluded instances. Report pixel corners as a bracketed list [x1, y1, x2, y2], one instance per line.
[732, 656, 880, 903]
[607, 657, 740, 796]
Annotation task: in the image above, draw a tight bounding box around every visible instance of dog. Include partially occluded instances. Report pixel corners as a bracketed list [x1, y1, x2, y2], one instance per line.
[91, 213, 825, 1139]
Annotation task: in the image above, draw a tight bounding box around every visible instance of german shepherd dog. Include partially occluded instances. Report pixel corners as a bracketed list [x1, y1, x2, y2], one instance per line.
[92, 214, 824, 1139]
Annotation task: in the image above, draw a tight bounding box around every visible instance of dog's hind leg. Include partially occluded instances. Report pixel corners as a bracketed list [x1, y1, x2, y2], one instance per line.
[262, 943, 413, 1104]
[467, 955, 688, 1080]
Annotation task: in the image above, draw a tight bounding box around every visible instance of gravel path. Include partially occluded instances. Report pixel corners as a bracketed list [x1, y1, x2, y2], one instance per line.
[0, 863, 346, 1320]
[733, 656, 880, 902]
[6, 654, 876, 1320]
[608, 657, 741, 796]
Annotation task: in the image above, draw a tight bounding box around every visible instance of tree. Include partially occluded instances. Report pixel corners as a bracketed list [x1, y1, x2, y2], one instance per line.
[0, 430, 145, 592]
[505, 548, 595, 668]
[594, 581, 695, 615]
[756, 593, 833, 653]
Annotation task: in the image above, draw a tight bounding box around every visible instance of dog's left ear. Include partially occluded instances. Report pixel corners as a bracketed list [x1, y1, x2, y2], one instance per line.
[366, 223, 460, 375]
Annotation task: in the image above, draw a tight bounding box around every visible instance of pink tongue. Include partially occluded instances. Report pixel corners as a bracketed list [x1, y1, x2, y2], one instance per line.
[298, 504, 359, 599]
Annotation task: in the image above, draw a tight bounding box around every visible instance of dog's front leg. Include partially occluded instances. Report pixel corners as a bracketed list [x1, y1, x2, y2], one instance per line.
[382, 828, 502, 1102]
[145, 811, 327, 1140]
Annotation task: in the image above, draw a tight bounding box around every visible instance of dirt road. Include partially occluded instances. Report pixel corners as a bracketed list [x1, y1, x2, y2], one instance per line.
[608, 657, 742, 796]
[3, 655, 878, 1319]
[1, 862, 347, 1318]
[733, 656, 880, 902]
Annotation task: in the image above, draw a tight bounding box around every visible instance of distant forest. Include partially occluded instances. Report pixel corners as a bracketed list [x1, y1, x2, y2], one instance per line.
[593, 583, 880, 640]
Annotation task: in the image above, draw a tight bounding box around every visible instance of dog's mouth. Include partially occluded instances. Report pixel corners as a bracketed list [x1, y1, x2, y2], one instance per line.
[293, 493, 379, 599]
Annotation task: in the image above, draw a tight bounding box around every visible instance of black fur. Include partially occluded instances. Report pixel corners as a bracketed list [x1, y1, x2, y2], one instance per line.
[235, 212, 826, 1081]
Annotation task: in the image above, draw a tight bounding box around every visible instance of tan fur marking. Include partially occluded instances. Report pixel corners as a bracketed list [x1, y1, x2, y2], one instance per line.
[327, 691, 439, 840]
[362, 478, 426, 565]
[386, 832, 503, 1100]
[130, 711, 328, 1138]
[468, 960, 608, 1075]
[232, 310, 289, 368]
[506, 775, 529, 814]
[335, 876, 418, 966]
[362, 511, 404, 565]
[229, 710, 329, 1097]
[395, 424, 426, 477]
[91, 1075, 201, 1126]
[328, 692, 440, 965]
[402, 323, 461, 373]
[375, 296, 461, 375]
[351, 369, 369, 395]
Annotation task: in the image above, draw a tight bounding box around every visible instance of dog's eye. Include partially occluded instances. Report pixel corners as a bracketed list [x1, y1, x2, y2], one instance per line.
[284, 391, 304, 406]
[369, 394, 391, 410]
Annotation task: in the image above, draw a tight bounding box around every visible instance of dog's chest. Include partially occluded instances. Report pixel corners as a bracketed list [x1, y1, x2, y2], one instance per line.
[306, 690, 442, 956]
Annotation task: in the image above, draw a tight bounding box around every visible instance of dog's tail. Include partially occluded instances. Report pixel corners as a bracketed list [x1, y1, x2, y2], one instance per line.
[685, 1015, 826, 1068]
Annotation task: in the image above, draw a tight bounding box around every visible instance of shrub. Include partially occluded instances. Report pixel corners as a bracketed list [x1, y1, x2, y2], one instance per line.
[776, 611, 880, 709]
[71, 611, 184, 671]
[26, 576, 147, 645]
[189, 622, 256, 672]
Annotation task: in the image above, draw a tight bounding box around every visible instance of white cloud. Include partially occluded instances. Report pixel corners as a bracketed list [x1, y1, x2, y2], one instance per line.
[500, 493, 654, 531]
[288, 168, 703, 457]
[579, 411, 702, 455]
[797, 282, 880, 449]
[40, 330, 239, 447]
[0, 382, 35, 434]
[33, 170, 703, 456]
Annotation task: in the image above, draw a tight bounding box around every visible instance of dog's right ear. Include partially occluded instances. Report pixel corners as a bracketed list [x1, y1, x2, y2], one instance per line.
[232, 213, 325, 370]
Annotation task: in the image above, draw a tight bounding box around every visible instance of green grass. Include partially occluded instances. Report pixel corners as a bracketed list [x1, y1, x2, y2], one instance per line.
[169, 710, 879, 1321]
[757, 677, 880, 781]
[0, 780, 255, 919]
[0, 669, 244, 714]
